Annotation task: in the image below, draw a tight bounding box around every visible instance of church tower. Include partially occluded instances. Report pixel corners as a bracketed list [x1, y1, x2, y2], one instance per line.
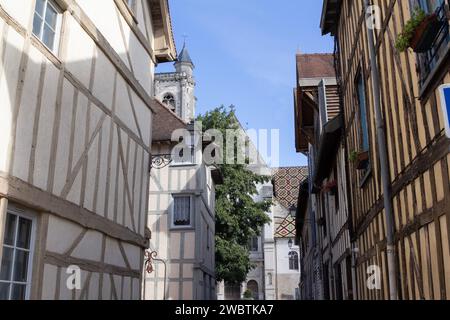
[154, 43, 196, 123]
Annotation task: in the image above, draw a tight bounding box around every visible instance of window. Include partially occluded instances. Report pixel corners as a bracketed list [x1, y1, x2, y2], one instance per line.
[126, 0, 136, 14]
[162, 93, 176, 113]
[172, 195, 192, 227]
[288, 251, 299, 271]
[248, 237, 259, 252]
[246, 280, 259, 300]
[416, 0, 449, 85]
[0, 208, 35, 300]
[32, 0, 62, 53]
[333, 166, 339, 212]
[206, 225, 210, 250]
[267, 273, 273, 286]
[356, 72, 370, 153]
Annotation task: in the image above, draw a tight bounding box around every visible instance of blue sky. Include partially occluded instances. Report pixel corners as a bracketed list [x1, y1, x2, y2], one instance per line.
[157, 0, 334, 167]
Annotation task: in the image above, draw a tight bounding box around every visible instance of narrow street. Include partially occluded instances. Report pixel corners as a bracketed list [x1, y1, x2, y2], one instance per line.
[0, 0, 449, 305]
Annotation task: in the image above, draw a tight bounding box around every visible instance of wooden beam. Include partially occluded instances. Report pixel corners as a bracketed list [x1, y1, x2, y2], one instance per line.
[113, 0, 156, 63]
[355, 135, 450, 237]
[0, 172, 148, 248]
[44, 251, 140, 278]
[0, 198, 8, 268]
[30, 213, 49, 300]
[65, 1, 156, 114]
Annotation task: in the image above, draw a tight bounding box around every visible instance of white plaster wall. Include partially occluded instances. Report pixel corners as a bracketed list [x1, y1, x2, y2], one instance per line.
[0, 28, 24, 172]
[46, 215, 84, 254]
[12, 45, 43, 181]
[275, 238, 300, 274]
[0, 0, 33, 28]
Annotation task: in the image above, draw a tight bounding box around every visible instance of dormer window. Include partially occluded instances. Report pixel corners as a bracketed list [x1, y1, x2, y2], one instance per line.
[162, 93, 176, 113]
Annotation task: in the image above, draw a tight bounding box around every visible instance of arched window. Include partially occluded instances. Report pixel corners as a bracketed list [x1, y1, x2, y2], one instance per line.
[162, 93, 176, 112]
[267, 273, 273, 286]
[247, 280, 259, 300]
[289, 251, 299, 270]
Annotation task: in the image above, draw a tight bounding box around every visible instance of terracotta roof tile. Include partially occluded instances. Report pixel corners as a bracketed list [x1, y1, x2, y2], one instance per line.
[151, 98, 187, 142]
[296, 53, 335, 79]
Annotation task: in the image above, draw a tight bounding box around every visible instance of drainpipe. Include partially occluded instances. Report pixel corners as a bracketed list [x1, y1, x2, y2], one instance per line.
[364, 0, 398, 300]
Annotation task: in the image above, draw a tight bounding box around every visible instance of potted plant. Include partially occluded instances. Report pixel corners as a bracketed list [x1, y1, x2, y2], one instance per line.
[243, 289, 254, 300]
[395, 8, 444, 53]
[322, 180, 338, 195]
[349, 150, 369, 170]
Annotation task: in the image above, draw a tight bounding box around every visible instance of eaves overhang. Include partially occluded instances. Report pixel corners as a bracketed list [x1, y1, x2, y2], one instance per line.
[313, 114, 343, 185]
[320, 0, 342, 36]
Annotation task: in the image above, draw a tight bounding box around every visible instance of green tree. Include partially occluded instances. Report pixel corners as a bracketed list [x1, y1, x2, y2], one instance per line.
[197, 106, 271, 284]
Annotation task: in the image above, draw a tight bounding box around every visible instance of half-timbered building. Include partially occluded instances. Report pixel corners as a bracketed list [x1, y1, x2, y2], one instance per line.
[294, 53, 353, 300]
[144, 45, 222, 300]
[0, 0, 176, 300]
[321, 0, 450, 300]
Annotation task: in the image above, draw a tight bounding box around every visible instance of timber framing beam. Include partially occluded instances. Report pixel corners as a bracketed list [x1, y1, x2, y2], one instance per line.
[0, 172, 148, 248]
[0, 1, 156, 116]
[44, 251, 140, 278]
[355, 134, 450, 238]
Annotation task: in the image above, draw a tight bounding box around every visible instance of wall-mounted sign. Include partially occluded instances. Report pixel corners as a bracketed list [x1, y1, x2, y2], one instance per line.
[439, 84, 450, 139]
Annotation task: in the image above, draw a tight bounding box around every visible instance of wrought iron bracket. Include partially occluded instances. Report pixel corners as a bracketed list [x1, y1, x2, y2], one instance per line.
[151, 154, 172, 169]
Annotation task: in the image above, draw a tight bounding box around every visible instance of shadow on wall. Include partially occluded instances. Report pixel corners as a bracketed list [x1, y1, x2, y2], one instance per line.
[0, 4, 154, 229]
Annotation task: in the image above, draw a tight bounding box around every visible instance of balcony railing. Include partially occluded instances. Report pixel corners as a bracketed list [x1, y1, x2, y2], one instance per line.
[418, 0, 450, 85]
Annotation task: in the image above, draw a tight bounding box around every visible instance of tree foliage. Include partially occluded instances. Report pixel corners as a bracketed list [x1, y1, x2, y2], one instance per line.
[197, 106, 271, 284]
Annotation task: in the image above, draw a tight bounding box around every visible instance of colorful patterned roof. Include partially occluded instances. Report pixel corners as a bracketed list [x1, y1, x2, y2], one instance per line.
[275, 215, 296, 238]
[272, 167, 308, 210]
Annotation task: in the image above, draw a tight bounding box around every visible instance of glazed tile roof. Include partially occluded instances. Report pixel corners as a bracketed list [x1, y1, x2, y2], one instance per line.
[275, 215, 296, 238]
[272, 167, 308, 210]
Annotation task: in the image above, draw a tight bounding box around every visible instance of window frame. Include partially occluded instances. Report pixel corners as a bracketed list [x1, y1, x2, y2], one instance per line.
[249, 236, 259, 252]
[415, 0, 450, 95]
[0, 205, 37, 300]
[32, 0, 63, 54]
[288, 251, 299, 271]
[125, 0, 137, 14]
[170, 194, 194, 229]
[355, 70, 370, 153]
[354, 68, 373, 186]
[162, 93, 176, 113]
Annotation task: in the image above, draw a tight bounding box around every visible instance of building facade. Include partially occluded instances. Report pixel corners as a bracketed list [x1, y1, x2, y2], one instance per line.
[144, 45, 222, 300]
[217, 160, 306, 300]
[294, 53, 353, 300]
[271, 167, 307, 300]
[320, 0, 450, 299]
[0, 0, 176, 300]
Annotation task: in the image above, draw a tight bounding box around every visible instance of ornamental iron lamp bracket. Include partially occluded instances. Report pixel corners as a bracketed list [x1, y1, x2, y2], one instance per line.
[144, 250, 167, 300]
[151, 154, 172, 169]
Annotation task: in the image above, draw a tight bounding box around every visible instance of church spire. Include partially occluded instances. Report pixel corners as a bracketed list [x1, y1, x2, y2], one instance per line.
[175, 41, 194, 74]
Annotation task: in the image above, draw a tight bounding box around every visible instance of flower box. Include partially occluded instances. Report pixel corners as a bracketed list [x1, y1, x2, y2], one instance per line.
[410, 13, 444, 53]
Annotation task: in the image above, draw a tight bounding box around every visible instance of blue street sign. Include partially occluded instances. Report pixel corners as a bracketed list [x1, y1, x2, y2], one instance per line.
[439, 84, 450, 139]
